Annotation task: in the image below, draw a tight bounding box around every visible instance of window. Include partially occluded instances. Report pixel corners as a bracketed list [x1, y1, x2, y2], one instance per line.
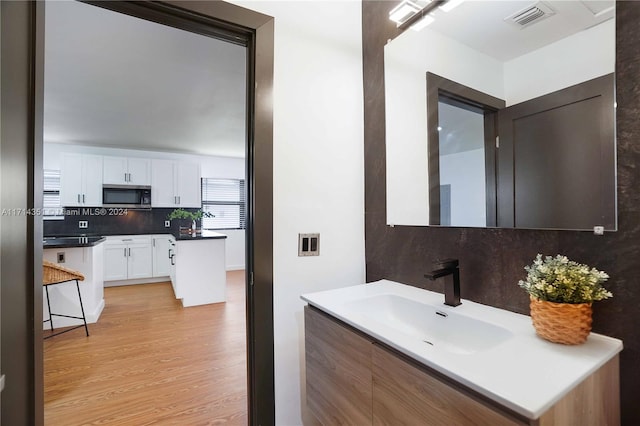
[201, 178, 246, 230]
[43, 169, 64, 220]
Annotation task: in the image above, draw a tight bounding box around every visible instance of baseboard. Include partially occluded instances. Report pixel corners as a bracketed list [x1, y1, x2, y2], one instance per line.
[104, 276, 169, 287]
[226, 265, 245, 271]
[42, 298, 105, 329]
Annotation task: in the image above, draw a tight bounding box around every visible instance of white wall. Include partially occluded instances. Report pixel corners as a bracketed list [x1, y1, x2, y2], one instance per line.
[384, 27, 504, 226]
[231, 1, 365, 424]
[219, 229, 244, 271]
[504, 19, 615, 106]
[43, 142, 245, 178]
[44, 143, 245, 269]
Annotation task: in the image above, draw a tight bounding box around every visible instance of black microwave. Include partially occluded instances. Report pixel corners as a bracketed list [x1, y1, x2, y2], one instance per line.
[102, 185, 151, 208]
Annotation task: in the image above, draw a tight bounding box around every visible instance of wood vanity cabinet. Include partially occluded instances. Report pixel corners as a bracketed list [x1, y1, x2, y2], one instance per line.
[304, 305, 620, 426]
[372, 345, 521, 425]
[304, 305, 372, 425]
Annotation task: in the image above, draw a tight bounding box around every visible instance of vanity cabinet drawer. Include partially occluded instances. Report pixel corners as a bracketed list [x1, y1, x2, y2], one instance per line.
[372, 345, 523, 426]
[304, 305, 373, 425]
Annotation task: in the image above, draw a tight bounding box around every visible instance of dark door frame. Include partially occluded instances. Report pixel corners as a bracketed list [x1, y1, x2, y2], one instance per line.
[0, 1, 274, 424]
[426, 72, 505, 226]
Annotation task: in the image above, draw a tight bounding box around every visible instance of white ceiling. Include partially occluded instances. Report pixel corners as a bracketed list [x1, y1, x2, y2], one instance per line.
[44, 0, 247, 157]
[427, 0, 614, 61]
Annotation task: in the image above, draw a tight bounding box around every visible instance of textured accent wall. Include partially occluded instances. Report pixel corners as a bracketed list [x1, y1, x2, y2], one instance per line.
[362, 1, 640, 422]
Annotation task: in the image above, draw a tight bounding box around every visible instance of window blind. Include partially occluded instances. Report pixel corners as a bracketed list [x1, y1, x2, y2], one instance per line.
[43, 169, 64, 219]
[201, 178, 246, 230]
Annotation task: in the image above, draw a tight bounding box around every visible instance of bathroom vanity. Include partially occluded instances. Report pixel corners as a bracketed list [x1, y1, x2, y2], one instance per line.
[302, 281, 622, 425]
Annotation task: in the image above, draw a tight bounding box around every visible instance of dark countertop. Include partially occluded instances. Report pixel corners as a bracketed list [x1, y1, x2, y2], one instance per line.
[43, 236, 106, 249]
[172, 230, 228, 241]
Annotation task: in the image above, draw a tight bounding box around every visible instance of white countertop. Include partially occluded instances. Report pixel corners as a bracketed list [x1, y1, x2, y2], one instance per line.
[301, 280, 623, 419]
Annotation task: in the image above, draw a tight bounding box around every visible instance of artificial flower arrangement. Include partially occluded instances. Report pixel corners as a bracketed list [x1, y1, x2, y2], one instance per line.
[518, 254, 612, 345]
[518, 254, 612, 303]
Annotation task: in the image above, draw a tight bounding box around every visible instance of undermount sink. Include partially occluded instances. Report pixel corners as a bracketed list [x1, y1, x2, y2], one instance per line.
[343, 294, 513, 355]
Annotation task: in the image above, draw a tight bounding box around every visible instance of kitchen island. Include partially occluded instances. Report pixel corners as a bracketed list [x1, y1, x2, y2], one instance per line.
[43, 236, 105, 328]
[170, 230, 227, 307]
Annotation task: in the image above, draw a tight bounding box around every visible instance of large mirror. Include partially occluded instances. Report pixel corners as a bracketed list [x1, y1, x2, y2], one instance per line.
[385, 0, 616, 231]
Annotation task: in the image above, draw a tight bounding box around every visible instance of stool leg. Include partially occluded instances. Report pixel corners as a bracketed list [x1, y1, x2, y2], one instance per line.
[75, 280, 89, 337]
[45, 285, 54, 332]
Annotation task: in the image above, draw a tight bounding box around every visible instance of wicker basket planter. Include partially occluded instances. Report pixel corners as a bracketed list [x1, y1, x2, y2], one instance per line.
[530, 296, 593, 345]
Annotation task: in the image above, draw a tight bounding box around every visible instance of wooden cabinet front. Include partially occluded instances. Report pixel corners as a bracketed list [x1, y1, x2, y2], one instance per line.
[372, 345, 523, 426]
[304, 306, 373, 425]
[304, 306, 619, 426]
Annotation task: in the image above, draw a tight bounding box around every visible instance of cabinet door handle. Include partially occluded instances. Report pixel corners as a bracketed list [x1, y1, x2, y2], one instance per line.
[77, 194, 81, 203]
[124, 247, 127, 257]
[170, 254, 175, 266]
[168, 249, 173, 259]
[128, 247, 131, 257]
[128, 173, 131, 182]
[177, 196, 181, 204]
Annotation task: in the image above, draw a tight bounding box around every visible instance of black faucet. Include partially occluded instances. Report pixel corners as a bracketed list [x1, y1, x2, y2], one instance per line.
[424, 258, 461, 307]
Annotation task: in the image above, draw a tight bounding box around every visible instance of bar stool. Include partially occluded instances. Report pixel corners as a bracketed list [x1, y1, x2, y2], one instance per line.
[43, 260, 89, 339]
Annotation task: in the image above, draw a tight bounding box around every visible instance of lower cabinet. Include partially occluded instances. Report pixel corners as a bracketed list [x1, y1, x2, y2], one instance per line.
[152, 235, 172, 277]
[304, 306, 620, 426]
[304, 305, 372, 425]
[104, 236, 152, 281]
[372, 345, 518, 425]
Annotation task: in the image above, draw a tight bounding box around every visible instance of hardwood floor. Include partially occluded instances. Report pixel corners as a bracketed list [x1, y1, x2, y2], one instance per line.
[44, 271, 248, 425]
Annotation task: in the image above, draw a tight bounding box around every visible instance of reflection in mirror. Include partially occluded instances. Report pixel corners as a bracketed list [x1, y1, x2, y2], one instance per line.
[384, 0, 616, 231]
[438, 100, 486, 227]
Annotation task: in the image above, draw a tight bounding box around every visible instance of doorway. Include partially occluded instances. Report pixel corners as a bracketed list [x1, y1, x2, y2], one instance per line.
[426, 72, 505, 227]
[437, 98, 488, 227]
[0, 1, 274, 425]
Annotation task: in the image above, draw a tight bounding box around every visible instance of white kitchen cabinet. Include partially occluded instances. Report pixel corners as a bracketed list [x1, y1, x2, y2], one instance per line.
[171, 233, 226, 307]
[104, 236, 152, 281]
[128, 242, 153, 279]
[151, 159, 201, 208]
[152, 235, 172, 277]
[60, 153, 103, 207]
[169, 237, 177, 295]
[104, 243, 128, 281]
[103, 156, 151, 186]
[175, 162, 201, 207]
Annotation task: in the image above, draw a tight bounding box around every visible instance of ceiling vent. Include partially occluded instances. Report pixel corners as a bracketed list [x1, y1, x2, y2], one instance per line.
[504, 2, 556, 29]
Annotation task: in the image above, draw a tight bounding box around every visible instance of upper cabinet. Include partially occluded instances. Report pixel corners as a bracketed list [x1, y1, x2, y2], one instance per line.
[60, 154, 103, 207]
[151, 159, 201, 208]
[103, 156, 151, 186]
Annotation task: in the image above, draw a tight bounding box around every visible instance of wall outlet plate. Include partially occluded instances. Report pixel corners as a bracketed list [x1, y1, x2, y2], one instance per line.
[165, 220, 171, 227]
[298, 233, 320, 256]
[57, 252, 65, 263]
[79, 220, 88, 228]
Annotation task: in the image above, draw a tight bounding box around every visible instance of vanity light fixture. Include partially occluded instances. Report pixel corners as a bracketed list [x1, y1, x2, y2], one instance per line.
[389, 0, 422, 26]
[411, 13, 435, 31]
[390, 0, 446, 31]
[439, 0, 465, 13]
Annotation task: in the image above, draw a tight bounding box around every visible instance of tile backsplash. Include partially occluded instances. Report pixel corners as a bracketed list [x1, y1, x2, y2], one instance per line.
[44, 207, 201, 236]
